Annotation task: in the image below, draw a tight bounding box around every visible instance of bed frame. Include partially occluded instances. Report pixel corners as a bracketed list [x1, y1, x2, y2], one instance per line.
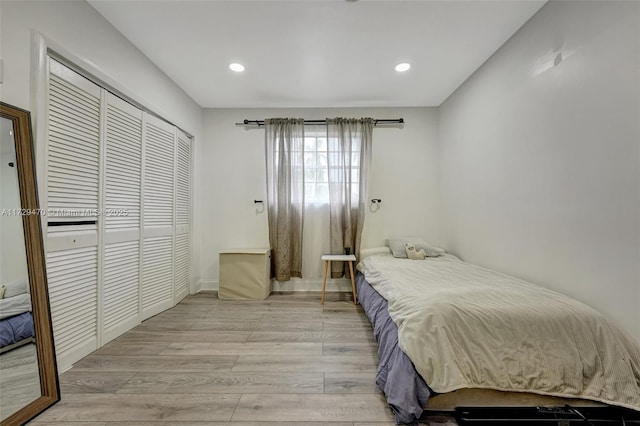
[426, 388, 604, 411]
[0, 336, 36, 355]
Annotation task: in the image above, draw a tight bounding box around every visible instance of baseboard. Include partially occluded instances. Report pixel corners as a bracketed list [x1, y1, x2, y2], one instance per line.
[57, 337, 97, 373]
[198, 279, 217, 292]
[197, 278, 353, 292]
[273, 278, 353, 292]
[102, 315, 139, 346]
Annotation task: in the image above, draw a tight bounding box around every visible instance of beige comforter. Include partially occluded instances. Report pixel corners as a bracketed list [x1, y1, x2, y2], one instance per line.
[357, 254, 640, 410]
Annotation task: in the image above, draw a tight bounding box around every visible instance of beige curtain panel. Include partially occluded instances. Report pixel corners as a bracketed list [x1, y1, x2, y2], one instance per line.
[327, 117, 373, 278]
[265, 118, 305, 281]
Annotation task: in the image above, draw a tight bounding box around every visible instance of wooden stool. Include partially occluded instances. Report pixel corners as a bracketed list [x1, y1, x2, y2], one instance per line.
[321, 254, 357, 304]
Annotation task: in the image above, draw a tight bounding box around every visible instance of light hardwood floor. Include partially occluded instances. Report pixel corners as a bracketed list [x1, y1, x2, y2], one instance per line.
[29, 292, 456, 425]
[0, 343, 41, 419]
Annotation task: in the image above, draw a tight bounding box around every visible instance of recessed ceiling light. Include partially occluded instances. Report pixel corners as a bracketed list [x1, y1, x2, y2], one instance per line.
[229, 63, 245, 72]
[395, 63, 411, 72]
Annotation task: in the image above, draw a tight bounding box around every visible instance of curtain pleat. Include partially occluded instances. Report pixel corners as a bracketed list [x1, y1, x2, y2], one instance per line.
[327, 118, 373, 278]
[265, 118, 305, 281]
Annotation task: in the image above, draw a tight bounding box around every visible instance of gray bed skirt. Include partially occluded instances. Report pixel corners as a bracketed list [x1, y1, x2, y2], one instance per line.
[356, 273, 431, 424]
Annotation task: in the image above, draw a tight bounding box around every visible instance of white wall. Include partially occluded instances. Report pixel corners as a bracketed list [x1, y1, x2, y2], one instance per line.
[0, 1, 201, 135]
[196, 107, 439, 290]
[438, 1, 640, 341]
[0, 0, 203, 287]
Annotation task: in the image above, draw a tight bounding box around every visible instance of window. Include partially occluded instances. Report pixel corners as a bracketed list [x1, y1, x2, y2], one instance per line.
[303, 131, 361, 205]
[304, 134, 328, 204]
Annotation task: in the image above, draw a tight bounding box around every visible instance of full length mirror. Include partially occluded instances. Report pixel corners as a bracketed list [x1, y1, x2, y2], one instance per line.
[0, 112, 40, 419]
[0, 103, 59, 425]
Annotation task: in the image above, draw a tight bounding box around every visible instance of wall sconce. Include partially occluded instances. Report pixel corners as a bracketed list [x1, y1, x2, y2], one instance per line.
[370, 198, 382, 213]
[254, 199, 265, 214]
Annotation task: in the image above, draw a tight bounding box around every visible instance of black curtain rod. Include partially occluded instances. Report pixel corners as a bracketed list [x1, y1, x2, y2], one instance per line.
[235, 118, 404, 127]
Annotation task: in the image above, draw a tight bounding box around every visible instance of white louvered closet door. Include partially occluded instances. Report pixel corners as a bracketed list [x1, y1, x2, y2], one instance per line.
[141, 113, 175, 320]
[46, 58, 101, 368]
[174, 131, 191, 302]
[101, 93, 142, 344]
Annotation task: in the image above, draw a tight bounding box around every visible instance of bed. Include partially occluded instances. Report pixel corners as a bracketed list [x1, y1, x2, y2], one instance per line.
[356, 249, 640, 424]
[0, 279, 35, 354]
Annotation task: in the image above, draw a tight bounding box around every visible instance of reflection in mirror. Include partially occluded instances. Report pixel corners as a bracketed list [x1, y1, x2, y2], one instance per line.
[0, 116, 41, 420]
[0, 103, 59, 426]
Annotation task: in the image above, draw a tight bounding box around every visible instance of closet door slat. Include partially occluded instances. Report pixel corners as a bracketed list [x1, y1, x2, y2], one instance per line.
[103, 241, 140, 343]
[105, 95, 142, 232]
[47, 61, 101, 222]
[141, 235, 174, 320]
[47, 246, 98, 365]
[143, 117, 175, 229]
[176, 133, 191, 227]
[174, 233, 190, 302]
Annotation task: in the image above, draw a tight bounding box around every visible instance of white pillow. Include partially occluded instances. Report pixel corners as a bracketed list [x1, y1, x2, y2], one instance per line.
[359, 247, 391, 260]
[3, 279, 29, 298]
[386, 237, 444, 258]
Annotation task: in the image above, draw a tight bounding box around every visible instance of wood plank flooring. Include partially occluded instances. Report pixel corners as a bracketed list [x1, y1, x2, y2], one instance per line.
[29, 292, 456, 425]
[0, 343, 41, 419]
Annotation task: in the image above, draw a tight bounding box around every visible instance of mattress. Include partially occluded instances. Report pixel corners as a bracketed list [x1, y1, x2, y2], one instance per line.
[357, 253, 640, 416]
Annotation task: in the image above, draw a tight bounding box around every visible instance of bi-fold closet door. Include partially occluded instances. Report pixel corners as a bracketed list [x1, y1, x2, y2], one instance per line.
[102, 93, 143, 343]
[46, 59, 101, 365]
[45, 58, 191, 370]
[141, 116, 175, 320]
[174, 131, 191, 302]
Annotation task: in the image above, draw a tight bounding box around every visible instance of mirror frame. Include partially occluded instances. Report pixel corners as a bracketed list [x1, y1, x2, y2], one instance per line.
[0, 102, 60, 425]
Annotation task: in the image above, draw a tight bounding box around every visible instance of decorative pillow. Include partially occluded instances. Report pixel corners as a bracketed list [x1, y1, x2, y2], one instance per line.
[405, 243, 426, 260]
[0, 285, 5, 299]
[386, 237, 444, 258]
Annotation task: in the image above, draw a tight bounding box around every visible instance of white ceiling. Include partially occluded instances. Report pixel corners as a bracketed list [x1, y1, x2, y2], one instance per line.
[88, 0, 546, 108]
